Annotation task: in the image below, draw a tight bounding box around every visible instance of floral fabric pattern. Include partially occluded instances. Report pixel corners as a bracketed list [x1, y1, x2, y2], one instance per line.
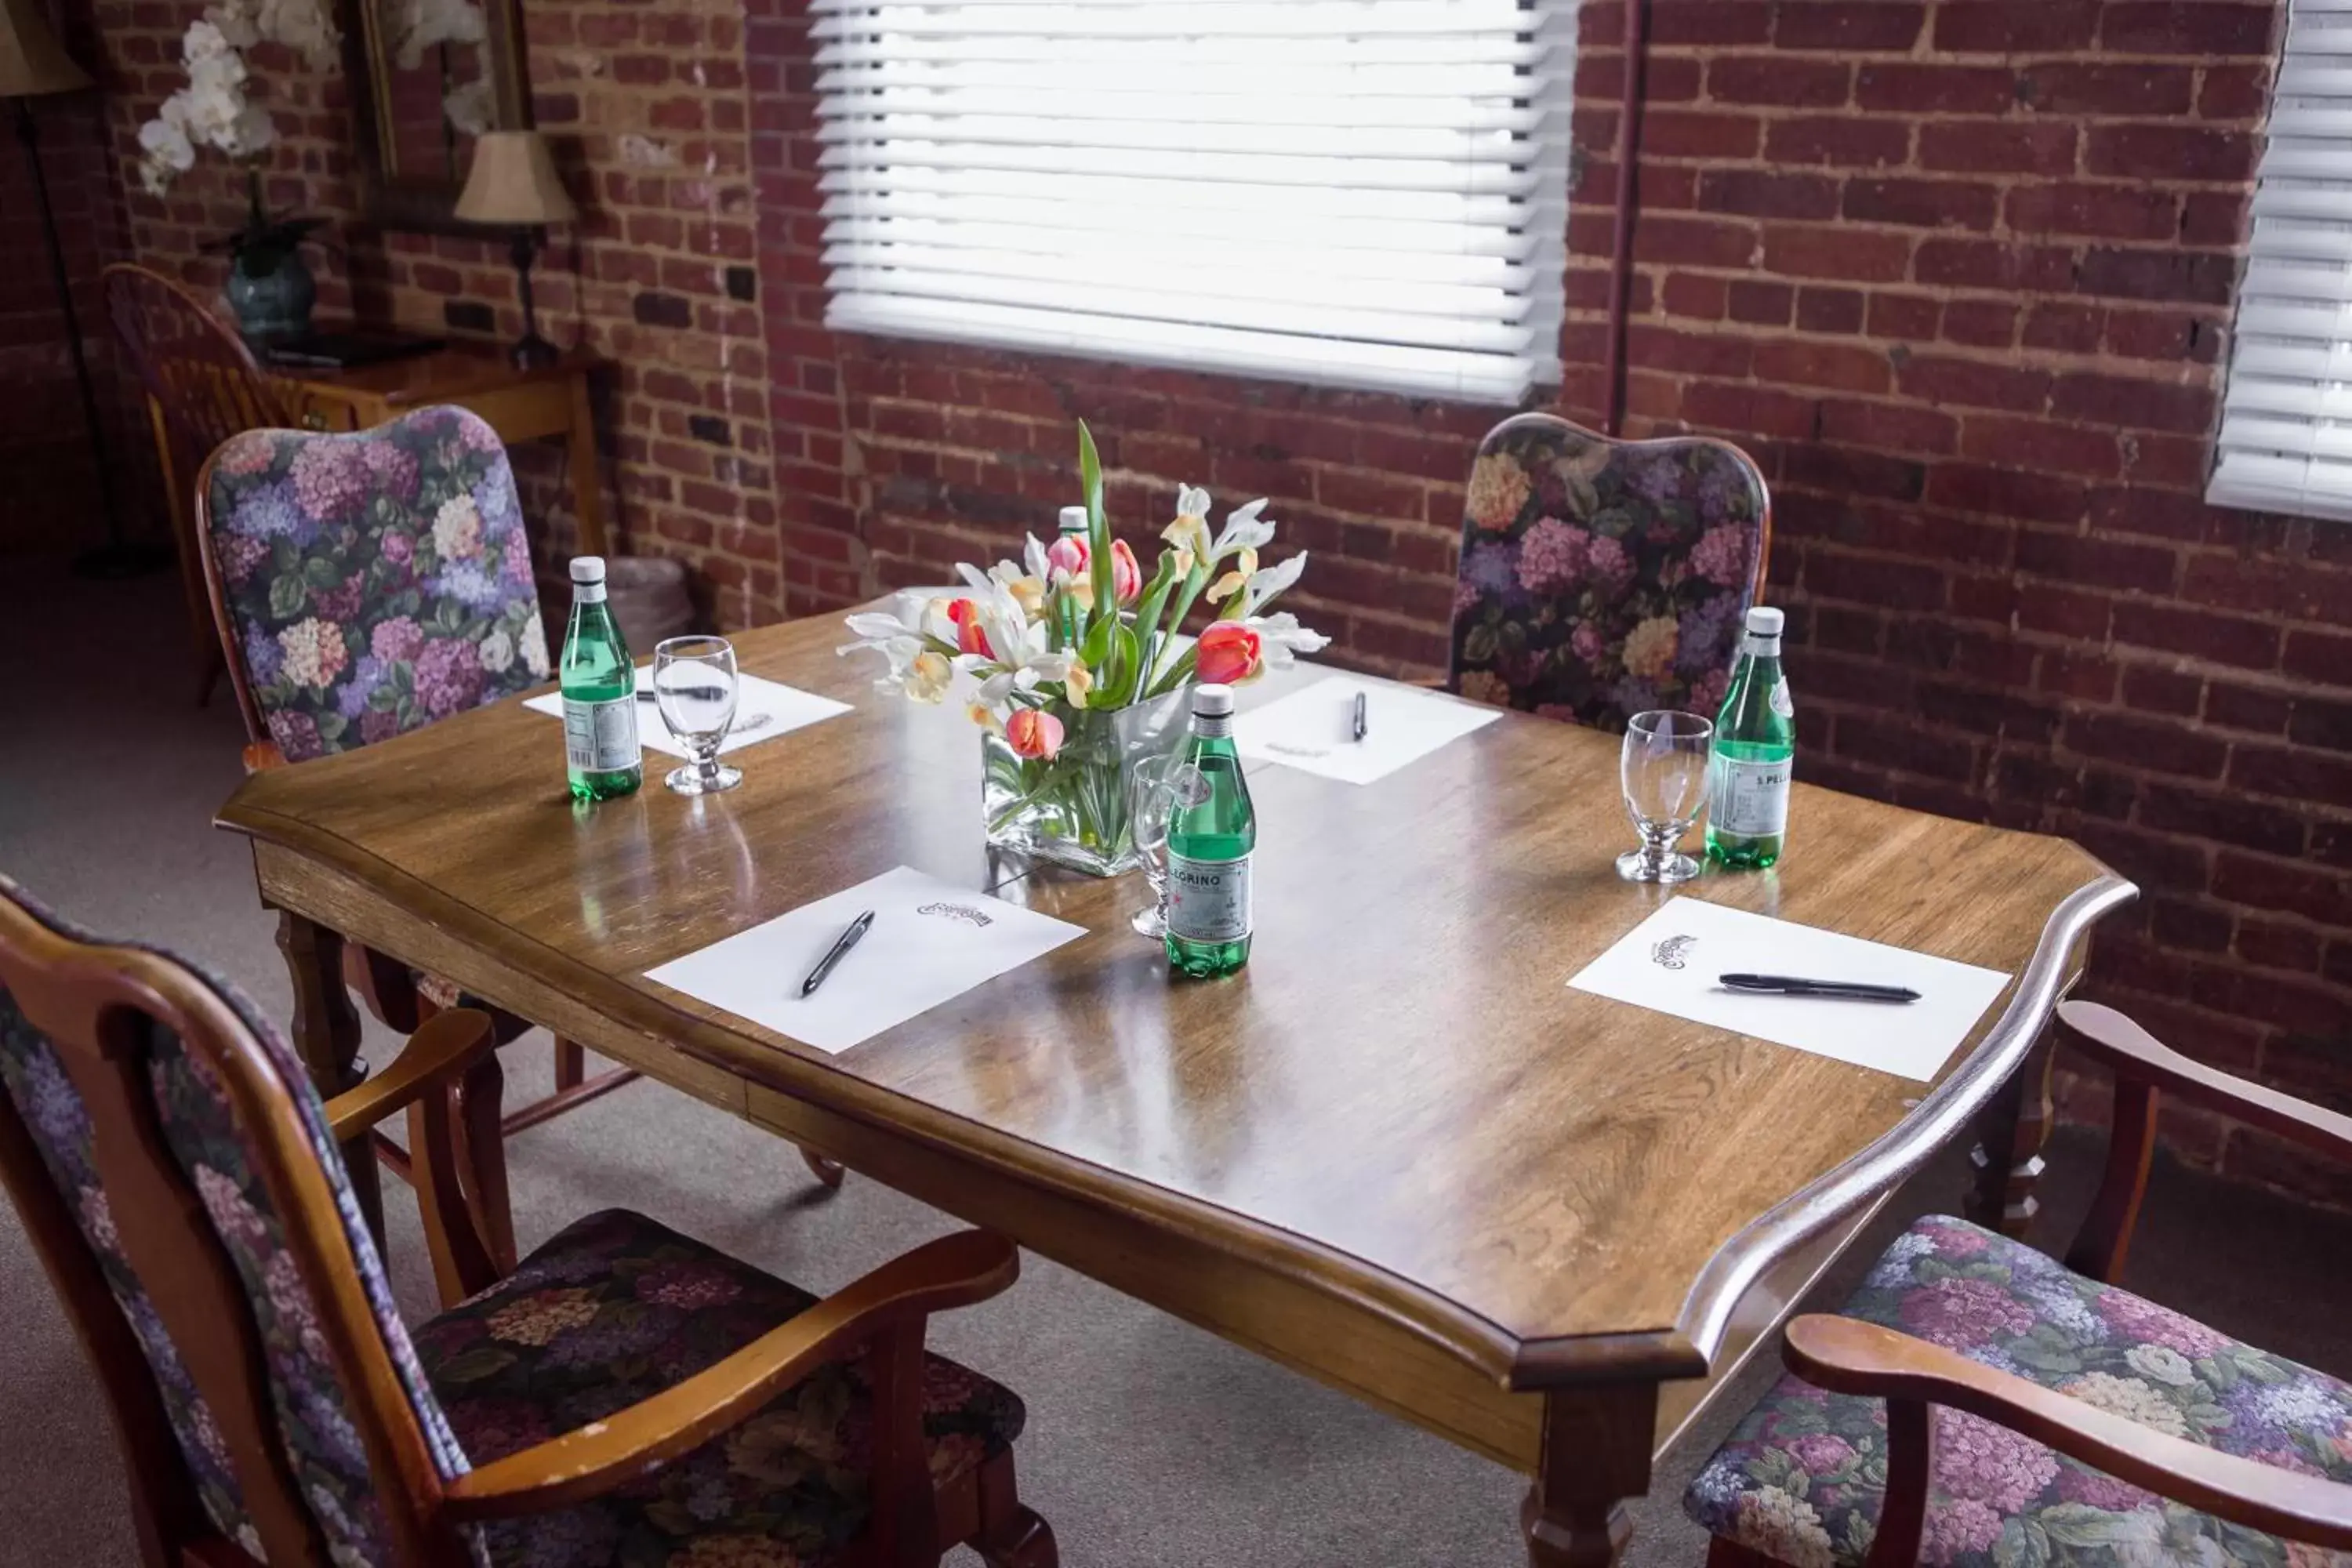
[206, 406, 551, 763]
[0, 875, 471, 1568]
[1684, 1215, 2352, 1568]
[415, 1207, 1027, 1568]
[1449, 413, 1768, 731]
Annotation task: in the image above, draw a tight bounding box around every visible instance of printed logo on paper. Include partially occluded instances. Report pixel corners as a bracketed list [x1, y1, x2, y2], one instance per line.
[917, 902, 994, 928]
[1650, 935, 1697, 970]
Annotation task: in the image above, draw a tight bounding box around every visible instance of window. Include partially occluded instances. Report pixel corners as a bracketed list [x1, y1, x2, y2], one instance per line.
[2211, 0, 2352, 519]
[809, 0, 1573, 404]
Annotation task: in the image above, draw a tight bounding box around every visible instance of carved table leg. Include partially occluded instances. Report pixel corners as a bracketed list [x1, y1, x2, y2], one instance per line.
[1965, 1024, 2056, 1240]
[1523, 1382, 1657, 1568]
[277, 911, 382, 1243]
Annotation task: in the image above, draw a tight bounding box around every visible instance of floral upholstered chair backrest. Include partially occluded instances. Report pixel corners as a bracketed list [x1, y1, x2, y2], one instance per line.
[0, 878, 474, 1564]
[1450, 413, 1770, 731]
[204, 405, 553, 764]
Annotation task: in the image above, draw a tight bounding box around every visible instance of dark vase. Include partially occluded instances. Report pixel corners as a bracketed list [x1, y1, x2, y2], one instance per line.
[224, 248, 315, 343]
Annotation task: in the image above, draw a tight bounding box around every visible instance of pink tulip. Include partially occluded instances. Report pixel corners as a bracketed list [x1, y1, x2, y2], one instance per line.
[1110, 539, 1142, 604]
[947, 598, 993, 659]
[1195, 621, 1262, 685]
[1004, 706, 1065, 760]
[1044, 535, 1089, 581]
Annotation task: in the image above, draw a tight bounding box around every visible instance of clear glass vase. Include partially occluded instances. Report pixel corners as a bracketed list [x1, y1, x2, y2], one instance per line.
[981, 689, 1189, 877]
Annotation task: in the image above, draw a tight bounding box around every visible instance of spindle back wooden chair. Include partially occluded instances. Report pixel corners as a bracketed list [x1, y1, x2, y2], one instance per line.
[102, 263, 294, 705]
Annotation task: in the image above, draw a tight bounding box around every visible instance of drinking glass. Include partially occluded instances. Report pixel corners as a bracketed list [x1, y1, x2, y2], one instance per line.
[653, 635, 742, 796]
[1126, 753, 1189, 938]
[1617, 710, 1713, 884]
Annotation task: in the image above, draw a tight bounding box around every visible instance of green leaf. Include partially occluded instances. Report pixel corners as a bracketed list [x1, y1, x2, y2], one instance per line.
[366, 684, 399, 713]
[267, 574, 308, 619]
[2185, 1403, 2233, 1430]
[2195, 1356, 2237, 1393]
[1079, 419, 1113, 637]
[1995, 1517, 2050, 1568]
[271, 537, 300, 573]
[2233, 1349, 2290, 1385]
[1462, 623, 1498, 665]
[303, 555, 342, 589]
[1127, 557, 1181, 696]
[2036, 1504, 2160, 1550]
[314, 712, 348, 742]
[429, 1343, 517, 1385]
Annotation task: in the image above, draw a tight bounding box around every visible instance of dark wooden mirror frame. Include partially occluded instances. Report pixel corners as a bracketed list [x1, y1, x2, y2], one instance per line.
[341, 0, 532, 232]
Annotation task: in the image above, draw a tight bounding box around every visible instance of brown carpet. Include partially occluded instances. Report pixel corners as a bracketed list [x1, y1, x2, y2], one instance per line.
[2, 558, 2347, 1567]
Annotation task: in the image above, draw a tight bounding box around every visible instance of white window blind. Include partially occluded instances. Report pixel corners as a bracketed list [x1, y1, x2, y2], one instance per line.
[2212, 0, 2352, 519]
[809, 0, 1573, 404]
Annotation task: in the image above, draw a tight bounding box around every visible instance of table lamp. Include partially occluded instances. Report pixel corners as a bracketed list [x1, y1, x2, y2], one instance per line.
[455, 129, 576, 370]
[3, 0, 162, 578]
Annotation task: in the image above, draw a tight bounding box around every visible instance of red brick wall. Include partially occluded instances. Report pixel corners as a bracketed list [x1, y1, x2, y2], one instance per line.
[750, 0, 2352, 1209]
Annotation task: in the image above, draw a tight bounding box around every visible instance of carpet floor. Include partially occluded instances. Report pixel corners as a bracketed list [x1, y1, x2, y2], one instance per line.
[2, 559, 2346, 1568]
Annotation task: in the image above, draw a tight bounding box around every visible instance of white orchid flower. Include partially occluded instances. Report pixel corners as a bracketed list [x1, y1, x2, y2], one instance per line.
[1240, 550, 1307, 617]
[1163, 485, 1213, 573]
[904, 650, 953, 703]
[1215, 499, 1276, 557]
[987, 557, 1047, 618]
[1243, 611, 1330, 670]
[1023, 533, 1051, 582]
[1207, 546, 1258, 605]
[838, 594, 959, 697]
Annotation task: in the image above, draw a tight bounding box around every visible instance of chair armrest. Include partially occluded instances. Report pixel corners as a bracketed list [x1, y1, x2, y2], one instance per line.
[2058, 1001, 2352, 1164]
[1784, 1315, 2352, 1555]
[242, 741, 288, 773]
[323, 1007, 498, 1141]
[441, 1229, 1020, 1522]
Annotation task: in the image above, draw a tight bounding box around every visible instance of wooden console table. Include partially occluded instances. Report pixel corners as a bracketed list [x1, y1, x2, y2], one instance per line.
[270, 342, 611, 557]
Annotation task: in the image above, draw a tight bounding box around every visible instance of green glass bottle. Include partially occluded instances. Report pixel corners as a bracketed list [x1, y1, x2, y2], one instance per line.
[1705, 606, 1795, 869]
[1164, 683, 1254, 978]
[560, 555, 642, 801]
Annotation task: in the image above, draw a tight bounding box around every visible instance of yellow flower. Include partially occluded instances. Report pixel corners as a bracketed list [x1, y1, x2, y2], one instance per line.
[1465, 452, 1532, 530]
[1207, 545, 1258, 604]
[966, 702, 1004, 735]
[1457, 669, 1511, 706]
[906, 650, 952, 703]
[1004, 574, 1047, 617]
[1621, 615, 1680, 682]
[1162, 510, 1212, 576]
[1062, 661, 1093, 707]
[485, 1287, 597, 1347]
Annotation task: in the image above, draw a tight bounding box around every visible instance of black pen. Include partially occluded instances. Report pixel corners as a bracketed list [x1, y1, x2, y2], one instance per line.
[1720, 973, 1920, 1003]
[1352, 689, 1368, 742]
[800, 909, 876, 996]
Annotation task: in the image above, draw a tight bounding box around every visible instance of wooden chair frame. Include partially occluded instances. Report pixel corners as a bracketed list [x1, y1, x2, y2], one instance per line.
[1711, 1000, 2352, 1568]
[0, 891, 1052, 1568]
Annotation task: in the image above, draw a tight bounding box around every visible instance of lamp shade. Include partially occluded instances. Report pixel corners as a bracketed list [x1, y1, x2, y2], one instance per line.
[0, 0, 92, 98]
[456, 130, 578, 226]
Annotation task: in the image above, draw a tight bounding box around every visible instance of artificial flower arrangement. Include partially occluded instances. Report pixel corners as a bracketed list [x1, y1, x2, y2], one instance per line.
[135, 0, 340, 338]
[841, 421, 1327, 874]
[391, 0, 495, 139]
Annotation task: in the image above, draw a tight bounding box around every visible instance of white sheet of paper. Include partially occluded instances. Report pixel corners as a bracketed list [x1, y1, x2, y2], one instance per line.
[1566, 896, 2013, 1081]
[644, 866, 1086, 1054]
[524, 666, 849, 759]
[1232, 675, 1502, 785]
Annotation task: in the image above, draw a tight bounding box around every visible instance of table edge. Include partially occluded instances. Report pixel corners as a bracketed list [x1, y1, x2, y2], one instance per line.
[1508, 867, 2136, 1391]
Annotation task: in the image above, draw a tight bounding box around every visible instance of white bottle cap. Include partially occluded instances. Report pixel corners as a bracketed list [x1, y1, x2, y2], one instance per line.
[570, 555, 607, 584]
[1192, 683, 1235, 717]
[1057, 506, 1089, 534]
[1746, 606, 1784, 637]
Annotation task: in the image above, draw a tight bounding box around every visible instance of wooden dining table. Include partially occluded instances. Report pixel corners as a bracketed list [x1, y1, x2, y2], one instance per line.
[216, 606, 2133, 1568]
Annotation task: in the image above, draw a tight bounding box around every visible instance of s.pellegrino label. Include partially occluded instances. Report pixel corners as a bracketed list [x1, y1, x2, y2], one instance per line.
[1164, 683, 1255, 978]
[1705, 606, 1794, 869]
[560, 556, 643, 802]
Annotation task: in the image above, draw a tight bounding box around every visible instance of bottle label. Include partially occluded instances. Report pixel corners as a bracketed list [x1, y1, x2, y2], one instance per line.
[1711, 754, 1790, 837]
[1167, 851, 1252, 943]
[564, 696, 640, 773]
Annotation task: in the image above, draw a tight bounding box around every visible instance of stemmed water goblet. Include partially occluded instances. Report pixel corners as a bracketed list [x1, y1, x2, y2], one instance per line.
[1617, 710, 1713, 884]
[653, 635, 742, 796]
[1126, 753, 1191, 938]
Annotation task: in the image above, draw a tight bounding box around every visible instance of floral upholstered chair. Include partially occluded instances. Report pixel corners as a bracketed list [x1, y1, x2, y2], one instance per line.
[192, 406, 672, 1224]
[1684, 1000, 2352, 1568]
[0, 875, 1057, 1568]
[1449, 412, 1771, 731]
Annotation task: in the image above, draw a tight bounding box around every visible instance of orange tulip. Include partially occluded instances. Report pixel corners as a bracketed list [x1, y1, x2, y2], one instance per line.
[946, 598, 993, 659]
[1195, 621, 1262, 685]
[1004, 706, 1065, 760]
